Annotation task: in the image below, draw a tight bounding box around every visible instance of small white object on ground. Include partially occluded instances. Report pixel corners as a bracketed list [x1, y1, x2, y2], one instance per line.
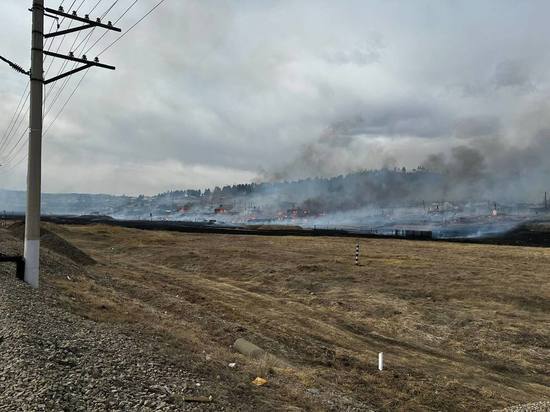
[378, 352, 384, 371]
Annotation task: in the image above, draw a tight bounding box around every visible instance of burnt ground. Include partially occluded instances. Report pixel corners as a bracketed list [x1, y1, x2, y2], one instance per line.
[1, 222, 549, 411]
[474, 221, 550, 247]
[3, 215, 550, 247]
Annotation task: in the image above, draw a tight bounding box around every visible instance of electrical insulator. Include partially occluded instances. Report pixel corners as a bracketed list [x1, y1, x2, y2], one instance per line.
[96, 18, 101, 23]
[85, 14, 89, 20]
[108, 21, 112, 26]
[69, 52, 74, 57]
[82, 55, 87, 61]
[58, 6, 64, 12]
[72, 10, 77, 16]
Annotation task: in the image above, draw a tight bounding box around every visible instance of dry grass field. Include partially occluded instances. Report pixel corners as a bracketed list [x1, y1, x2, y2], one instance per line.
[15, 223, 550, 411]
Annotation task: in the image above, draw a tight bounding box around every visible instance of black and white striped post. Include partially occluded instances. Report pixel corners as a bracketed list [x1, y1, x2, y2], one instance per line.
[355, 243, 359, 265]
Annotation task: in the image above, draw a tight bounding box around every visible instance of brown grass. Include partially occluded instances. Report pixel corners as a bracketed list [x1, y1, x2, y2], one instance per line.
[40, 223, 550, 411]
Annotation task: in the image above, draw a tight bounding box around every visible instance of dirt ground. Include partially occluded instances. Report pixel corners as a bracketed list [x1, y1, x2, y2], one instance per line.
[11, 223, 550, 411]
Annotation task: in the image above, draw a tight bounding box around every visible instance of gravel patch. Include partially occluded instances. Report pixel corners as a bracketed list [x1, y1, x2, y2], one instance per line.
[0, 273, 218, 411]
[493, 401, 550, 412]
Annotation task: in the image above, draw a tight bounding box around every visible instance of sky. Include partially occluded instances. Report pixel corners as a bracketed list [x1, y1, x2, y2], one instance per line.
[1, 0, 549, 195]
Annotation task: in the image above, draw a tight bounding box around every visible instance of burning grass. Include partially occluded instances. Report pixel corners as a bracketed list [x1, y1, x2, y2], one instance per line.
[28, 223, 550, 410]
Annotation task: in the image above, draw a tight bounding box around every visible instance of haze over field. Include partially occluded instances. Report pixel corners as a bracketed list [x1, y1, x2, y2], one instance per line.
[1, 0, 550, 200]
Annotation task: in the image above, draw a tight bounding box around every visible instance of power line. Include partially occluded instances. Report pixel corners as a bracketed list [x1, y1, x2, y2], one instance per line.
[0, 12, 61, 156]
[0, 82, 29, 153]
[2, 0, 163, 164]
[60, 0, 78, 22]
[43, 0, 148, 140]
[44, 0, 88, 79]
[1, 123, 29, 164]
[45, 44, 76, 105]
[44, 68, 90, 138]
[75, 0, 88, 15]
[1, 0, 132, 177]
[2, 148, 28, 172]
[45, 0, 88, 88]
[84, 0, 135, 55]
[88, 0, 103, 14]
[1, 128, 28, 167]
[44, 72, 73, 118]
[113, 0, 139, 24]
[0, 2, 64, 169]
[0, 149, 27, 173]
[43, 0, 126, 123]
[0, 50, 32, 155]
[1, 1, 90, 168]
[2, 0, 127, 167]
[44, 25, 87, 110]
[3, 68, 90, 171]
[44, 13, 75, 77]
[0, 92, 30, 157]
[43, 3, 113, 121]
[102, 0, 121, 18]
[0, 8, 60, 157]
[42, 0, 165, 144]
[97, 0, 166, 57]
[2, 21, 57, 159]
[71, 0, 119, 52]
[43, 9, 61, 67]
[45, 0, 113, 115]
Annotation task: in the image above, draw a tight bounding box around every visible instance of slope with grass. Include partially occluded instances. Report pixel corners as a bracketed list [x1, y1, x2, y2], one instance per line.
[34, 222, 549, 411]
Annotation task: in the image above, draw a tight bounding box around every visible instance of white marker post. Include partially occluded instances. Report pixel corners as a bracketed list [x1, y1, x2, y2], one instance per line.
[378, 352, 384, 371]
[355, 243, 359, 265]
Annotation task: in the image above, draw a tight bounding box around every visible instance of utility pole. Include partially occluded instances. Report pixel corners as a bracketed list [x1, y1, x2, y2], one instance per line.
[22, 1, 121, 288]
[24, 0, 45, 288]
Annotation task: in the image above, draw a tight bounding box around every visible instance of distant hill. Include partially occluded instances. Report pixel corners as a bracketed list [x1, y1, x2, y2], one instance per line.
[0, 189, 130, 215]
[2, 167, 547, 218]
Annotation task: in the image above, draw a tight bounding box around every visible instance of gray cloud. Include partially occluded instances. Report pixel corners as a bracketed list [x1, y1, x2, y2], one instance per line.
[493, 59, 534, 91]
[323, 34, 385, 66]
[1, 0, 550, 196]
[453, 116, 499, 139]
[329, 100, 453, 139]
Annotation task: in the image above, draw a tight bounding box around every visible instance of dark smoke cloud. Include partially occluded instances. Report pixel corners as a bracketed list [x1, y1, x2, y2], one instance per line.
[423, 146, 486, 182]
[268, 97, 550, 204]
